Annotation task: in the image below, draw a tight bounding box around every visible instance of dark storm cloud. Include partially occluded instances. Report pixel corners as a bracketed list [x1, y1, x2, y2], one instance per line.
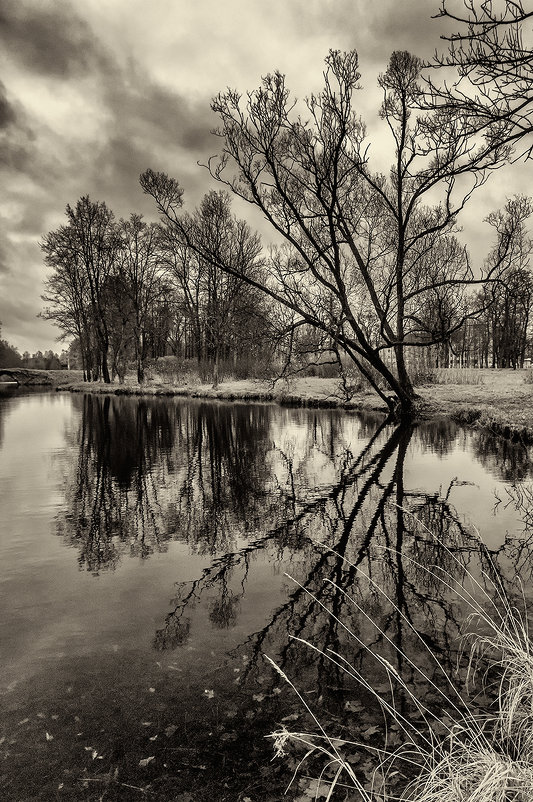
[0, 81, 16, 129]
[103, 59, 217, 157]
[90, 62, 218, 214]
[0, 80, 35, 183]
[0, 0, 216, 235]
[285, 0, 451, 69]
[0, 0, 110, 77]
[374, 2, 456, 62]
[0, 0, 215, 157]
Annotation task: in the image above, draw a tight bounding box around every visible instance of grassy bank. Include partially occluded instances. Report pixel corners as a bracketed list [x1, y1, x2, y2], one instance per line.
[54, 368, 533, 443]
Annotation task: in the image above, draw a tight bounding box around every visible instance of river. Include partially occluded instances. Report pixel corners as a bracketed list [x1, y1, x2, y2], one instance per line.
[0, 390, 531, 800]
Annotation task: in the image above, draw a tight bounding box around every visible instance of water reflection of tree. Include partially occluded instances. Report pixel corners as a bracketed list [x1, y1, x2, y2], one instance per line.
[493, 482, 533, 582]
[166, 401, 276, 554]
[471, 428, 531, 482]
[56, 395, 277, 572]
[155, 415, 533, 728]
[55, 393, 533, 707]
[57, 395, 173, 570]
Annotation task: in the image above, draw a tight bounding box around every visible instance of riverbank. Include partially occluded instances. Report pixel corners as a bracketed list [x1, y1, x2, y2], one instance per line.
[53, 368, 533, 443]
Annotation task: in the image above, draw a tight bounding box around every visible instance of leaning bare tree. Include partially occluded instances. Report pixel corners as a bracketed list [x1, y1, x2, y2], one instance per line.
[142, 42, 532, 416]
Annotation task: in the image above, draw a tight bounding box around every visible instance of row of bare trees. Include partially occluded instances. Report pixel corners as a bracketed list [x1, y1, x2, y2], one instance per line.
[41, 193, 270, 384]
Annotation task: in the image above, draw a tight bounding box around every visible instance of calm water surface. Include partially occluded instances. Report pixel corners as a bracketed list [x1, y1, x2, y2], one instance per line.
[0, 390, 532, 800]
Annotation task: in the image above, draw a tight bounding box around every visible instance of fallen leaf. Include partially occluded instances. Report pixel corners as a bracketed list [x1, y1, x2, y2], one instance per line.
[165, 725, 178, 738]
[345, 700, 364, 713]
[139, 756, 155, 767]
[252, 693, 265, 702]
[204, 689, 215, 699]
[45, 732, 54, 741]
[281, 713, 299, 723]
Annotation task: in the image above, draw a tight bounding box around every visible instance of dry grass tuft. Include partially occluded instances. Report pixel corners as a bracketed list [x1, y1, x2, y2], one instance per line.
[270, 514, 533, 801]
[432, 368, 485, 385]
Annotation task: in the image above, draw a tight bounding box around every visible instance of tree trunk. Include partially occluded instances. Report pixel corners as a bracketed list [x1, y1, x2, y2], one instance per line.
[101, 343, 111, 383]
[212, 345, 219, 389]
[394, 345, 416, 417]
[137, 332, 145, 384]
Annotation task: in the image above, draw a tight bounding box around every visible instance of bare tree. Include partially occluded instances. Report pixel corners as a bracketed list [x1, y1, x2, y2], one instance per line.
[41, 197, 120, 383]
[140, 180, 266, 386]
[41, 221, 98, 380]
[142, 48, 526, 416]
[478, 195, 533, 367]
[117, 214, 166, 383]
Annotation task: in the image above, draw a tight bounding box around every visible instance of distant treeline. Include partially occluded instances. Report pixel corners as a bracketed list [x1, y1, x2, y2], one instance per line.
[41, 194, 273, 385]
[0, 342, 67, 372]
[40, 189, 533, 391]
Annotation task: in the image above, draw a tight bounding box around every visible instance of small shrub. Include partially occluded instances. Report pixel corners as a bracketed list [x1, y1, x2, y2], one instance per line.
[148, 356, 197, 385]
[412, 368, 437, 386]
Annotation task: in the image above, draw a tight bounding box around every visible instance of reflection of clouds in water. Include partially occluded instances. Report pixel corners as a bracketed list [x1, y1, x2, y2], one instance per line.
[0, 392, 75, 524]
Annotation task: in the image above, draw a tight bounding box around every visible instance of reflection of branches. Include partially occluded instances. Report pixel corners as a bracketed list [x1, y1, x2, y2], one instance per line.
[57, 395, 173, 572]
[53, 391, 533, 732]
[56, 396, 277, 572]
[154, 415, 395, 650]
[501, 482, 533, 532]
[156, 409, 533, 739]
[156, 420, 485, 721]
[492, 483, 533, 580]
[471, 428, 531, 482]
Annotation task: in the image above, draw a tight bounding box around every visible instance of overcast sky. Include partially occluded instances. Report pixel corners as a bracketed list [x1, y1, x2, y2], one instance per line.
[0, 0, 530, 354]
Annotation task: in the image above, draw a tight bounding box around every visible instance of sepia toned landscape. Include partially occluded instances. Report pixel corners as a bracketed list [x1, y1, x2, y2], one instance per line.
[1, 1, 533, 800]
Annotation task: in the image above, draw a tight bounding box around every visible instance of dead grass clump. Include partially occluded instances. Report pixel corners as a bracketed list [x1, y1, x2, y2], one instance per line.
[270, 517, 533, 801]
[432, 368, 485, 385]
